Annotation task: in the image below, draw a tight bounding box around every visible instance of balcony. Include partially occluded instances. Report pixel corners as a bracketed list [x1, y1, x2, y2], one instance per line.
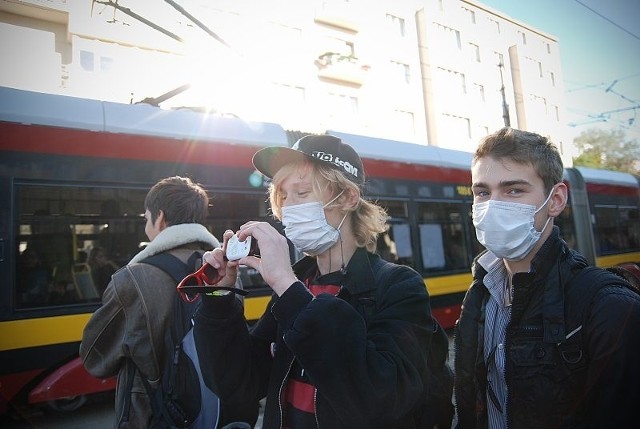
[315, 52, 370, 86]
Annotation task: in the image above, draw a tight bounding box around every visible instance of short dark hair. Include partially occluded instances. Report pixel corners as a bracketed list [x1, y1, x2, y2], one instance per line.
[473, 127, 564, 193]
[144, 176, 209, 226]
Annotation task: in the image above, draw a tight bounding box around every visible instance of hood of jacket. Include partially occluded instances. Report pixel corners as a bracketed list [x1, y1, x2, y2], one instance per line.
[128, 223, 220, 264]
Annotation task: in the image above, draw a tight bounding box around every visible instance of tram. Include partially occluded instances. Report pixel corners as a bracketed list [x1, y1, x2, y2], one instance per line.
[1, 87, 638, 414]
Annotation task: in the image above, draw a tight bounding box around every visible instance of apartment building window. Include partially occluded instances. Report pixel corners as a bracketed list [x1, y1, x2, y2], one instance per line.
[531, 94, 548, 115]
[518, 30, 527, 45]
[477, 124, 490, 137]
[386, 13, 406, 37]
[80, 50, 94, 71]
[469, 43, 481, 62]
[494, 51, 504, 67]
[473, 83, 485, 102]
[554, 105, 560, 122]
[391, 61, 411, 84]
[328, 92, 359, 116]
[538, 61, 543, 78]
[545, 42, 551, 54]
[80, 50, 114, 73]
[489, 18, 500, 34]
[100, 56, 113, 72]
[437, 67, 467, 95]
[462, 7, 476, 24]
[394, 109, 415, 133]
[435, 23, 461, 50]
[442, 113, 471, 140]
[275, 83, 306, 106]
[550, 71, 556, 86]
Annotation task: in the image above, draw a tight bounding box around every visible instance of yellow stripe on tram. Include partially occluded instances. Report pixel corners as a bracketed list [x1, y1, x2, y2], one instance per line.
[423, 272, 473, 297]
[595, 252, 640, 269]
[0, 313, 92, 352]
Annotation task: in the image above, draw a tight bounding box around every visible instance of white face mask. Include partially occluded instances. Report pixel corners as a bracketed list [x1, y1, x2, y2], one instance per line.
[282, 191, 347, 256]
[472, 188, 554, 261]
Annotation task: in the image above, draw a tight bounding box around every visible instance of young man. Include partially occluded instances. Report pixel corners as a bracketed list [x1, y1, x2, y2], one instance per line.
[80, 176, 224, 428]
[454, 128, 640, 428]
[194, 135, 452, 428]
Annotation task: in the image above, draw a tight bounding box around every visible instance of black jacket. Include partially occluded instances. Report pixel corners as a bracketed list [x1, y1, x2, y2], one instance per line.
[454, 227, 640, 428]
[194, 248, 438, 428]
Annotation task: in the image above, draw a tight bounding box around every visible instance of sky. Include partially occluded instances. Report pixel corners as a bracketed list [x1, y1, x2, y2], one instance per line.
[478, 0, 640, 142]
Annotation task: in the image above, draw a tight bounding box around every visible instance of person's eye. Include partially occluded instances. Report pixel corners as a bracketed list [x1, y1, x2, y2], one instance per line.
[507, 188, 524, 195]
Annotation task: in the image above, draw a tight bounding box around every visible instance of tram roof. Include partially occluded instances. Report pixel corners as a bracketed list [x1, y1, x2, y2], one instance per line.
[574, 166, 639, 187]
[328, 130, 473, 170]
[0, 86, 288, 148]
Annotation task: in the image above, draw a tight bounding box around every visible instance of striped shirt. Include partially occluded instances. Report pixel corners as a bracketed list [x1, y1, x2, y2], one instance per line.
[478, 252, 512, 429]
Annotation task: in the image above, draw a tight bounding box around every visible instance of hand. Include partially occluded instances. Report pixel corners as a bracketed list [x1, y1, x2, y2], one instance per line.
[202, 230, 240, 289]
[235, 221, 298, 296]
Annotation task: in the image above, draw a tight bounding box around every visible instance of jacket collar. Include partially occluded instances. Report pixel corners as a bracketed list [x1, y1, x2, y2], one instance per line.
[292, 247, 378, 296]
[128, 223, 220, 264]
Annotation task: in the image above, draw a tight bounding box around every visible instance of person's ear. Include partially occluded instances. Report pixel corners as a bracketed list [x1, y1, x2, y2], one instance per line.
[548, 183, 568, 217]
[156, 210, 168, 231]
[343, 187, 360, 211]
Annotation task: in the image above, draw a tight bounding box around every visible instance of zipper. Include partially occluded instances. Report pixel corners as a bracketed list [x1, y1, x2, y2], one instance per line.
[314, 388, 320, 428]
[277, 358, 295, 429]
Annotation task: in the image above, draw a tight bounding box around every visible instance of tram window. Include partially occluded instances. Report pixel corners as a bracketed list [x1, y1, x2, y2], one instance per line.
[375, 200, 413, 266]
[593, 205, 639, 254]
[16, 184, 149, 309]
[380, 199, 408, 218]
[416, 202, 471, 273]
[14, 185, 275, 310]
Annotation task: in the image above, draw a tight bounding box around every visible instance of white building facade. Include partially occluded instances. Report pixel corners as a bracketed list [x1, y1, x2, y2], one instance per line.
[0, 0, 572, 161]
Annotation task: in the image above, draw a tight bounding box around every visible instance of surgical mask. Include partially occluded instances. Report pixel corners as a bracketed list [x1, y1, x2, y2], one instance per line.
[472, 188, 554, 261]
[282, 191, 347, 256]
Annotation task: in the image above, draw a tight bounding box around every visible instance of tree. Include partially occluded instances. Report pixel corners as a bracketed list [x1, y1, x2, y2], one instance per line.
[572, 128, 640, 175]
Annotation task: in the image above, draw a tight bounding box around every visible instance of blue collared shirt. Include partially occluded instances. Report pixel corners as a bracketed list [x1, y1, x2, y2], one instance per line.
[478, 251, 512, 429]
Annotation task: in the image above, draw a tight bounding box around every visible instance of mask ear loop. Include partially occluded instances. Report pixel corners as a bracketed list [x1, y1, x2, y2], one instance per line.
[338, 225, 347, 275]
[535, 185, 557, 234]
[327, 190, 349, 274]
[323, 190, 345, 209]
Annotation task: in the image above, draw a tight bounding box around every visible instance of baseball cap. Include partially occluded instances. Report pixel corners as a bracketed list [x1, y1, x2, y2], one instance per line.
[252, 134, 365, 186]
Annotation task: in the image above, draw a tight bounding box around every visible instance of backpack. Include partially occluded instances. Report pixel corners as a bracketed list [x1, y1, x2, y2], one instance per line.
[356, 261, 454, 429]
[123, 252, 220, 429]
[558, 264, 640, 367]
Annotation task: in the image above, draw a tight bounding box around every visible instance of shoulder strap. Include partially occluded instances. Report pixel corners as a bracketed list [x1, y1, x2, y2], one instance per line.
[564, 265, 636, 341]
[140, 252, 202, 282]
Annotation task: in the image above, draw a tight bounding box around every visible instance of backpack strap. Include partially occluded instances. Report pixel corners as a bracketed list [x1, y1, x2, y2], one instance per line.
[564, 266, 636, 341]
[140, 251, 202, 283]
[119, 359, 137, 425]
[559, 265, 637, 371]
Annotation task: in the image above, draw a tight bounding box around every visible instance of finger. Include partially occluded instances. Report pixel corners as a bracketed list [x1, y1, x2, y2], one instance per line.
[203, 248, 226, 269]
[221, 229, 235, 247]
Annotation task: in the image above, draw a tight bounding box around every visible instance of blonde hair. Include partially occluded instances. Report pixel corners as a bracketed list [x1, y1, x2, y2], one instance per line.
[268, 160, 388, 252]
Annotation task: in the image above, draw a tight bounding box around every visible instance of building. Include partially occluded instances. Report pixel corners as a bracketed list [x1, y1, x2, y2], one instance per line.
[0, 0, 572, 161]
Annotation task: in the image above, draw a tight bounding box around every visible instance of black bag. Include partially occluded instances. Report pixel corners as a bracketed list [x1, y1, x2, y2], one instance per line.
[135, 252, 221, 429]
[557, 265, 640, 367]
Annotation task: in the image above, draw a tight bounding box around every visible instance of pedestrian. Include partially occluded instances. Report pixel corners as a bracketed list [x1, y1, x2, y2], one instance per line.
[454, 127, 640, 428]
[80, 176, 238, 428]
[194, 135, 453, 428]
